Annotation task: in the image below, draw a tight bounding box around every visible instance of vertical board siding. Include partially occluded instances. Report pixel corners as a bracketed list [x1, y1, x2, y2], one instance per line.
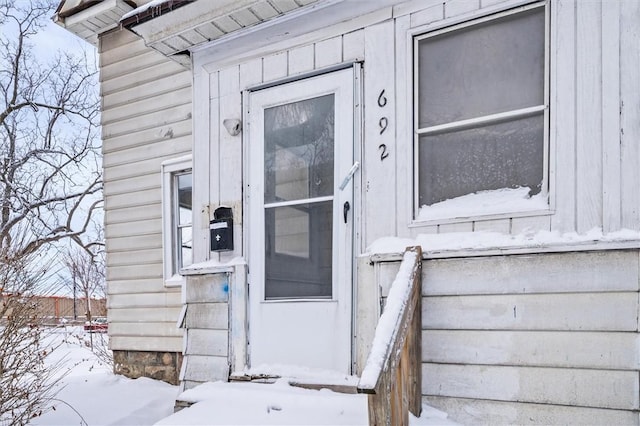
[575, 1, 603, 233]
[218, 66, 243, 262]
[620, 0, 640, 230]
[100, 29, 190, 353]
[363, 20, 397, 247]
[601, 1, 621, 232]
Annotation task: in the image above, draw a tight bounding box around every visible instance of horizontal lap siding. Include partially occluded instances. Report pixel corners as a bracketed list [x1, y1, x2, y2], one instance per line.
[100, 28, 192, 353]
[416, 249, 640, 423]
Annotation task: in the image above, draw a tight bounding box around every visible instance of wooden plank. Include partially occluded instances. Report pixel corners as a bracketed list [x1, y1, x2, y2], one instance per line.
[550, 0, 577, 233]
[601, 0, 621, 232]
[108, 307, 182, 323]
[105, 204, 162, 225]
[575, 0, 603, 233]
[444, 0, 480, 18]
[108, 278, 166, 295]
[106, 218, 162, 238]
[314, 36, 342, 68]
[109, 321, 183, 338]
[103, 135, 190, 168]
[108, 248, 163, 267]
[423, 330, 639, 370]
[425, 396, 639, 426]
[109, 292, 181, 309]
[394, 14, 413, 238]
[103, 87, 192, 124]
[423, 292, 638, 331]
[218, 67, 243, 261]
[103, 72, 192, 109]
[100, 50, 168, 82]
[355, 255, 379, 375]
[229, 264, 248, 373]
[186, 329, 228, 357]
[620, 0, 640, 229]
[437, 222, 473, 233]
[422, 250, 640, 295]
[103, 119, 192, 155]
[185, 275, 230, 303]
[104, 173, 159, 197]
[185, 303, 229, 330]
[192, 65, 211, 264]
[182, 355, 228, 382]
[510, 214, 551, 235]
[106, 233, 162, 253]
[472, 218, 510, 233]
[239, 57, 263, 89]
[363, 20, 397, 248]
[288, 44, 314, 75]
[410, 3, 444, 27]
[262, 51, 288, 81]
[110, 335, 183, 353]
[342, 30, 364, 62]
[102, 104, 192, 139]
[107, 263, 163, 281]
[101, 61, 186, 96]
[422, 364, 639, 410]
[100, 31, 146, 65]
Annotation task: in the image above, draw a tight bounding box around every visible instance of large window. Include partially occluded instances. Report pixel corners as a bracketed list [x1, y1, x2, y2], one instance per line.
[162, 157, 192, 285]
[414, 2, 548, 220]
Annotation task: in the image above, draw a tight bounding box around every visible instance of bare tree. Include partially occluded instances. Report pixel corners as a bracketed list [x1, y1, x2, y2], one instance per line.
[0, 0, 102, 423]
[0, 0, 102, 259]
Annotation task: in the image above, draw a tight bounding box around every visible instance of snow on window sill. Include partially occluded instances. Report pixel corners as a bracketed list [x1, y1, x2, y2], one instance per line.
[414, 187, 550, 225]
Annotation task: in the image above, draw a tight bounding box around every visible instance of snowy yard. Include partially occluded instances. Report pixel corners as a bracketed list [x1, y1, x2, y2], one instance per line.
[28, 327, 455, 425]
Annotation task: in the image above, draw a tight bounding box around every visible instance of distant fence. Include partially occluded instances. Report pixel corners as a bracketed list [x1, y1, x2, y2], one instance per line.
[1, 294, 106, 324]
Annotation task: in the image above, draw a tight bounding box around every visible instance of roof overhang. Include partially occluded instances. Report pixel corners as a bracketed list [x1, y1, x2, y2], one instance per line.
[54, 0, 136, 46]
[123, 0, 401, 68]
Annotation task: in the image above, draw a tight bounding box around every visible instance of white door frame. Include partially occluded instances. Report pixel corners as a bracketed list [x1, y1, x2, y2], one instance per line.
[245, 66, 359, 374]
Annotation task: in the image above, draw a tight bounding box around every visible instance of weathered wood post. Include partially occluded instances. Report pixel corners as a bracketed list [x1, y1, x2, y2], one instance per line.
[357, 246, 423, 426]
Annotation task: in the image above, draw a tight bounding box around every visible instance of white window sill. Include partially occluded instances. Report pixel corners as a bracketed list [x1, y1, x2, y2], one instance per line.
[164, 274, 186, 288]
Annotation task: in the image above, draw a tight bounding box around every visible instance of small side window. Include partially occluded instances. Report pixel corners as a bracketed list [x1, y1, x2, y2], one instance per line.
[161, 157, 192, 286]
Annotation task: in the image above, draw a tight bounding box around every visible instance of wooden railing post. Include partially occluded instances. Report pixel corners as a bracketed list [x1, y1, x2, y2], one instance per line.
[358, 246, 423, 426]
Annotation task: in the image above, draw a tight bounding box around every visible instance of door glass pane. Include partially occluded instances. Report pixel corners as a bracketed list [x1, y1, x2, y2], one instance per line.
[265, 202, 332, 299]
[417, 7, 545, 128]
[418, 114, 544, 206]
[264, 94, 334, 204]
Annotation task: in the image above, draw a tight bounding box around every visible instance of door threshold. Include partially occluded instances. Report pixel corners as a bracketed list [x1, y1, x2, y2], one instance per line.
[230, 364, 359, 394]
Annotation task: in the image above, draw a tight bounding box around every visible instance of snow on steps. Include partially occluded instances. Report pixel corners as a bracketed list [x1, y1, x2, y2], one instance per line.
[167, 379, 457, 425]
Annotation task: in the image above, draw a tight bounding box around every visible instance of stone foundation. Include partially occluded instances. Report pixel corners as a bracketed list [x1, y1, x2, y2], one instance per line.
[113, 350, 183, 385]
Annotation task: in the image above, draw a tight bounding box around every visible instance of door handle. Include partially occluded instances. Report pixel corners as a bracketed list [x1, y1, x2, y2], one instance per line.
[339, 161, 360, 190]
[343, 201, 350, 223]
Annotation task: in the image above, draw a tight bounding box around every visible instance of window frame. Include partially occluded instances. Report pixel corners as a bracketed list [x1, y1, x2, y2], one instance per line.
[412, 0, 551, 224]
[161, 156, 193, 287]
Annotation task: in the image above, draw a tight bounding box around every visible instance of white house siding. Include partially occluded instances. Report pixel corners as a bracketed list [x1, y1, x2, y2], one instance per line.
[371, 249, 640, 424]
[100, 28, 191, 356]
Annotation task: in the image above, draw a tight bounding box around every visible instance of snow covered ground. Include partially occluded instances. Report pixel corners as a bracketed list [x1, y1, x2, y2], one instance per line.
[29, 327, 456, 425]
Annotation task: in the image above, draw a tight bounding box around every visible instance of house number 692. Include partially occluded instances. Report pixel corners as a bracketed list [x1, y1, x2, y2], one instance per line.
[377, 89, 389, 162]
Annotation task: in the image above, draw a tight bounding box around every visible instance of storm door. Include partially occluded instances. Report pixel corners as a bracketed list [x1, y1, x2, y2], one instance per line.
[248, 69, 355, 373]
